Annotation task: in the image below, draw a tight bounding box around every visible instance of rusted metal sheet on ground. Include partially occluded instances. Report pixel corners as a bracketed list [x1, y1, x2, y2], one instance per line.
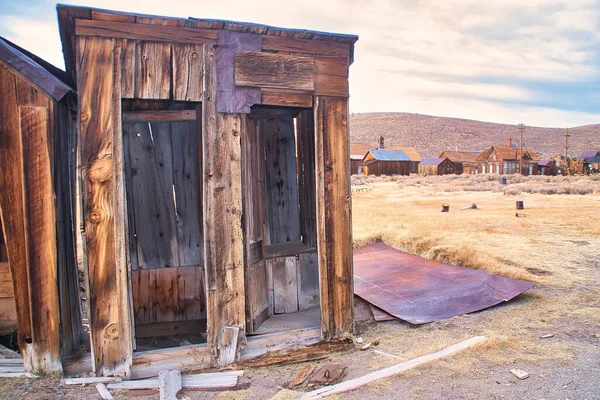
[353, 242, 534, 324]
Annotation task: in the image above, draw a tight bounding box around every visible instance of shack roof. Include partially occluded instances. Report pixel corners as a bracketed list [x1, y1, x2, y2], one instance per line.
[385, 146, 422, 162]
[362, 150, 411, 162]
[350, 143, 375, 157]
[57, 4, 359, 85]
[537, 160, 554, 167]
[579, 150, 600, 159]
[439, 151, 479, 163]
[420, 158, 447, 166]
[0, 36, 72, 101]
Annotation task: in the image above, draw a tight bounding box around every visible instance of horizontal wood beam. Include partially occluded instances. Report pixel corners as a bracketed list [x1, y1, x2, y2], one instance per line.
[261, 89, 312, 108]
[75, 19, 218, 44]
[122, 110, 196, 122]
[262, 36, 351, 58]
[235, 51, 314, 91]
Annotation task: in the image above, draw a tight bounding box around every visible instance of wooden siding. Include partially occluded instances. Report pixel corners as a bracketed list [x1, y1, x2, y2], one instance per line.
[314, 96, 353, 339]
[363, 161, 410, 176]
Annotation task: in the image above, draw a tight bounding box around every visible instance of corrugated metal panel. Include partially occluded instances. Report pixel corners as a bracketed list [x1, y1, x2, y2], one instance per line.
[364, 150, 410, 162]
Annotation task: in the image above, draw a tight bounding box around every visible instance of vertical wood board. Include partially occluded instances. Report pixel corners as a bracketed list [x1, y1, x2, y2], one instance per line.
[135, 41, 171, 99]
[271, 256, 299, 314]
[298, 252, 319, 311]
[172, 43, 203, 101]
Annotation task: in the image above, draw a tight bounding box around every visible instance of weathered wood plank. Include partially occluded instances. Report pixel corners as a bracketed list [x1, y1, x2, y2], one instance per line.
[124, 122, 178, 269]
[76, 19, 218, 44]
[314, 96, 353, 340]
[261, 89, 313, 108]
[135, 319, 205, 338]
[172, 43, 203, 101]
[298, 252, 319, 311]
[0, 298, 17, 336]
[120, 39, 136, 98]
[0, 65, 33, 356]
[202, 44, 246, 366]
[135, 41, 171, 99]
[235, 51, 314, 91]
[19, 105, 63, 372]
[261, 118, 301, 244]
[123, 110, 195, 122]
[241, 115, 268, 333]
[131, 344, 212, 380]
[77, 35, 132, 376]
[15, 77, 51, 107]
[131, 266, 204, 325]
[261, 36, 351, 58]
[296, 110, 317, 248]
[219, 326, 239, 367]
[314, 73, 349, 97]
[171, 121, 202, 267]
[272, 256, 299, 314]
[91, 9, 136, 22]
[314, 56, 348, 77]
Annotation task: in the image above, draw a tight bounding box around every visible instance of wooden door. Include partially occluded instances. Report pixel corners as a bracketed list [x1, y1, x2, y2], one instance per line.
[241, 116, 270, 333]
[122, 114, 205, 337]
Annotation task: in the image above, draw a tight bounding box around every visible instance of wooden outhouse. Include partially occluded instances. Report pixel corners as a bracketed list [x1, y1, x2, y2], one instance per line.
[0, 37, 81, 373]
[57, 5, 357, 377]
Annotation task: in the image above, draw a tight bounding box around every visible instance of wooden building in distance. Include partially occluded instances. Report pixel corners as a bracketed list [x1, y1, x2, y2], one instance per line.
[0, 37, 81, 373]
[439, 150, 479, 174]
[57, 5, 357, 377]
[475, 140, 541, 175]
[418, 158, 455, 175]
[350, 143, 374, 174]
[537, 160, 557, 176]
[361, 149, 411, 176]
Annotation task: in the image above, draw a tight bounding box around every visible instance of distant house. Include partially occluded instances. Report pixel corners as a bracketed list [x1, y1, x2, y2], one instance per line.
[377, 136, 421, 173]
[475, 140, 542, 175]
[537, 160, 557, 176]
[350, 143, 375, 175]
[418, 158, 455, 175]
[439, 150, 480, 174]
[579, 150, 600, 172]
[361, 149, 411, 176]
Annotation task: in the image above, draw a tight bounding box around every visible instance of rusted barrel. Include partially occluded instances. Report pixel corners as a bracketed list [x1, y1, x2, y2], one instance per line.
[441, 204, 449, 212]
[516, 200, 524, 210]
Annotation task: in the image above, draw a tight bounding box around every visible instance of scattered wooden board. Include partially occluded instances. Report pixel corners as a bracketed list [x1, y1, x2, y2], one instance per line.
[300, 336, 486, 399]
[307, 364, 345, 386]
[95, 383, 113, 400]
[292, 364, 316, 387]
[107, 370, 244, 390]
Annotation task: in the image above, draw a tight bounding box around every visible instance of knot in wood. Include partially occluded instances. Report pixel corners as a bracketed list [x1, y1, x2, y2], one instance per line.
[191, 52, 198, 59]
[89, 209, 102, 223]
[104, 323, 120, 338]
[341, 119, 347, 126]
[89, 157, 113, 183]
[80, 112, 89, 122]
[223, 293, 234, 303]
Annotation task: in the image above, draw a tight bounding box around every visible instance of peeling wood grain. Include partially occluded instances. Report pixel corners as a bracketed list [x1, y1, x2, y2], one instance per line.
[235, 51, 314, 91]
[172, 43, 203, 101]
[135, 41, 171, 99]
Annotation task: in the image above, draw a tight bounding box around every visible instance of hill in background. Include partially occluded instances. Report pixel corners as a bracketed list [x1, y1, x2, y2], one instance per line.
[350, 113, 600, 159]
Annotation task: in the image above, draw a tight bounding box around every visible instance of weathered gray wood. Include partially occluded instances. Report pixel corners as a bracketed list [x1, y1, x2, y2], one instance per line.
[235, 51, 315, 91]
[120, 39, 136, 98]
[159, 369, 181, 400]
[261, 36, 351, 58]
[261, 118, 301, 245]
[219, 326, 239, 367]
[108, 370, 243, 389]
[123, 110, 196, 122]
[172, 43, 203, 101]
[271, 256, 298, 314]
[124, 122, 177, 269]
[296, 110, 317, 248]
[135, 41, 171, 99]
[95, 383, 114, 400]
[171, 121, 202, 267]
[216, 31, 261, 113]
[241, 115, 269, 333]
[202, 44, 246, 367]
[298, 252, 319, 311]
[61, 377, 118, 385]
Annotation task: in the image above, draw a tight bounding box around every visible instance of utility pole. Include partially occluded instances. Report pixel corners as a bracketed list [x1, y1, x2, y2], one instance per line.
[564, 128, 570, 175]
[518, 123, 524, 175]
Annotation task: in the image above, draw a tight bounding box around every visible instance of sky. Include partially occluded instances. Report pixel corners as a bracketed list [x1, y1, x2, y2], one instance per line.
[1, 0, 598, 127]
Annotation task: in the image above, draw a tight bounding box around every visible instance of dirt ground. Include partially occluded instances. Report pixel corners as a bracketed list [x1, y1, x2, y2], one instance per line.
[1, 176, 599, 399]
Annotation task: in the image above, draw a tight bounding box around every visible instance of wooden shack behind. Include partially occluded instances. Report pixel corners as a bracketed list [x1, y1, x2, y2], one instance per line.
[0, 37, 81, 373]
[439, 151, 479, 174]
[361, 149, 410, 176]
[57, 5, 357, 377]
[418, 157, 455, 175]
